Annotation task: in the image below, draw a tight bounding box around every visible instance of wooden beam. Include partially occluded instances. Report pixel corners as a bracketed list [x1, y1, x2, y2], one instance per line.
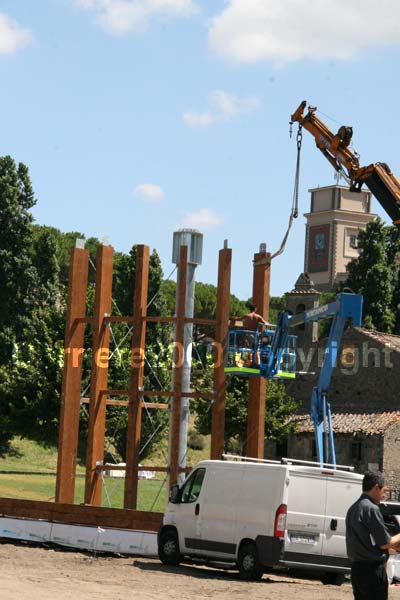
[185, 317, 216, 326]
[81, 398, 169, 409]
[211, 246, 232, 459]
[104, 316, 135, 323]
[74, 316, 93, 325]
[124, 245, 150, 509]
[0, 498, 162, 532]
[56, 247, 89, 504]
[141, 390, 215, 400]
[247, 250, 271, 458]
[169, 245, 187, 488]
[144, 316, 215, 325]
[145, 316, 175, 323]
[84, 244, 114, 505]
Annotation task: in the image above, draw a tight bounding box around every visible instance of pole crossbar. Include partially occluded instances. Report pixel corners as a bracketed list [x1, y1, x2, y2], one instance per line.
[103, 316, 135, 323]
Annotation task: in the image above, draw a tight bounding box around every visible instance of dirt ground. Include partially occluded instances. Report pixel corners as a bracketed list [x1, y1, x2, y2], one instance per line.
[1, 541, 400, 600]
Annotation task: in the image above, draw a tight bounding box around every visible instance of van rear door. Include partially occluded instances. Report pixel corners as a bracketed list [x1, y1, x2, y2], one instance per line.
[284, 470, 327, 562]
[321, 472, 362, 564]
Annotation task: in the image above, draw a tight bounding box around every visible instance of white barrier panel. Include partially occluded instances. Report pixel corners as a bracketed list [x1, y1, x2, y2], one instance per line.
[22, 519, 53, 543]
[50, 523, 98, 550]
[0, 516, 158, 557]
[96, 528, 157, 555]
[388, 554, 400, 582]
[0, 517, 27, 540]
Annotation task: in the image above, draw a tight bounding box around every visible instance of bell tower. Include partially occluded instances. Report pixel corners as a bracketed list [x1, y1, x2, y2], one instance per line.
[304, 185, 375, 291]
[285, 273, 320, 346]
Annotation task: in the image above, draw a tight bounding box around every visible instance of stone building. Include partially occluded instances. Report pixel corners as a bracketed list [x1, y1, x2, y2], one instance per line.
[304, 184, 375, 291]
[266, 325, 400, 499]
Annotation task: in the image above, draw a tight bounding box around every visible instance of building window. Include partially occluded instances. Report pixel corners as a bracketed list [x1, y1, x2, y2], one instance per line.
[296, 303, 306, 332]
[349, 234, 357, 249]
[311, 439, 317, 460]
[351, 440, 362, 461]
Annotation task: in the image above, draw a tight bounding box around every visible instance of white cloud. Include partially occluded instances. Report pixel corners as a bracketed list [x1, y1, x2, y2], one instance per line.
[209, 0, 400, 64]
[0, 13, 32, 55]
[182, 208, 222, 229]
[183, 111, 215, 127]
[74, 0, 198, 35]
[134, 182, 165, 202]
[183, 90, 261, 127]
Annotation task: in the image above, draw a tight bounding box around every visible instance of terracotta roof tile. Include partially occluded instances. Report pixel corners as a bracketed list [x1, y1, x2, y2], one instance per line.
[355, 327, 400, 353]
[293, 410, 400, 435]
[286, 289, 320, 295]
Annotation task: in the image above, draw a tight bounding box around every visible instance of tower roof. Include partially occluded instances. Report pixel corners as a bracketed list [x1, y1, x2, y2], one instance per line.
[287, 272, 320, 295]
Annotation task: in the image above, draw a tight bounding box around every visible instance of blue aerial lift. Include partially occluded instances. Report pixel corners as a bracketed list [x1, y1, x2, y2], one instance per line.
[225, 292, 363, 466]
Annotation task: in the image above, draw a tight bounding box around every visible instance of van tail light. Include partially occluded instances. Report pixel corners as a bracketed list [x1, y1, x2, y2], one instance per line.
[274, 503, 287, 538]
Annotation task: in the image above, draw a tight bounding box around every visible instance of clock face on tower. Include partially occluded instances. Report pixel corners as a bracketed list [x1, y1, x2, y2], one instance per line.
[315, 233, 325, 250]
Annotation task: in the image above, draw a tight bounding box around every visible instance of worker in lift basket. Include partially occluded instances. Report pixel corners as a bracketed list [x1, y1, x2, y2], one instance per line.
[346, 471, 400, 600]
[256, 334, 271, 376]
[239, 302, 267, 331]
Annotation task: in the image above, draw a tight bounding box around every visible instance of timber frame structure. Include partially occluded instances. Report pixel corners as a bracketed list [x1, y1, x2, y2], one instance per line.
[0, 240, 271, 529]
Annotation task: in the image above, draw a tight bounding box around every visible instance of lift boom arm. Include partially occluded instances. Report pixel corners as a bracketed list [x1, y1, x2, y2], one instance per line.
[269, 293, 363, 466]
[291, 100, 400, 225]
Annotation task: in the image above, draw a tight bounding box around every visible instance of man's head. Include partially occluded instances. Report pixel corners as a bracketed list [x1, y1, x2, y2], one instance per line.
[362, 470, 388, 503]
[246, 302, 256, 312]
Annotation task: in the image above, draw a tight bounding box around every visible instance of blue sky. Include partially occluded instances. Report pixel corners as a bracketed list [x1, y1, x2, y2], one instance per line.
[2, 0, 400, 300]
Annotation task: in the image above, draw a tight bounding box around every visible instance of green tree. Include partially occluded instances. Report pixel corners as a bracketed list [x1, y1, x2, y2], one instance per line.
[32, 225, 87, 286]
[1, 226, 64, 446]
[0, 157, 39, 446]
[0, 157, 37, 363]
[346, 218, 397, 332]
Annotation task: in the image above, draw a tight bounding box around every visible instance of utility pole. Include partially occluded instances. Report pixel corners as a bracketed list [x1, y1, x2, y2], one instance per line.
[169, 229, 203, 486]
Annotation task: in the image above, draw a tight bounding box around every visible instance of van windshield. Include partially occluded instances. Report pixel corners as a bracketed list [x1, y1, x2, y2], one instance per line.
[181, 468, 206, 503]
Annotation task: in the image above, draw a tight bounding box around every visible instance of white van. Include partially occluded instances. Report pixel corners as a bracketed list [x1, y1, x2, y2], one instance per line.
[158, 457, 364, 583]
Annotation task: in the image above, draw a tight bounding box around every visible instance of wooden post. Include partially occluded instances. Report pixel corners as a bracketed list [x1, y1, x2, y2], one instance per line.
[211, 246, 232, 460]
[124, 245, 150, 509]
[56, 247, 89, 504]
[84, 244, 114, 506]
[246, 249, 271, 458]
[169, 245, 187, 488]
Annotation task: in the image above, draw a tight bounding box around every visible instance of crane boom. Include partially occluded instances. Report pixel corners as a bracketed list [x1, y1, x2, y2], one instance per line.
[291, 100, 400, 225]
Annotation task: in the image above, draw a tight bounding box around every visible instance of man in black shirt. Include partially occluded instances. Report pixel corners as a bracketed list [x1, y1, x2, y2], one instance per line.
[346, 471, 400, 599]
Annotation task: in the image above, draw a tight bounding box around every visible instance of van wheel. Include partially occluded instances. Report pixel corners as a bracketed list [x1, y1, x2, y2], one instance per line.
[158, 530, 181, 566]
[237, 542, 263, 581]
[321, 573, 345, 586]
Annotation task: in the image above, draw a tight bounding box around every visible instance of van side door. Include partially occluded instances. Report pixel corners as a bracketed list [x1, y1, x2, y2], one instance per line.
[175, 468, 206, 555]
[199, 465, 241, 559]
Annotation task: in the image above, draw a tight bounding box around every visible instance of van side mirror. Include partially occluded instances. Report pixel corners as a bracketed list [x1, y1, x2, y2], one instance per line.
[170, 484, 181, 504]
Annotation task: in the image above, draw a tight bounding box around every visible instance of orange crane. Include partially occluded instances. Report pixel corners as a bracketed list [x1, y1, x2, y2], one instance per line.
[290, 100, 400, 226]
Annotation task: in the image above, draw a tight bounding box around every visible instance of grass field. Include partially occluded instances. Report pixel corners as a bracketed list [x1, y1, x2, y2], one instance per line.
[0, 472, 167, 512]
[0, 434, 210, 512]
